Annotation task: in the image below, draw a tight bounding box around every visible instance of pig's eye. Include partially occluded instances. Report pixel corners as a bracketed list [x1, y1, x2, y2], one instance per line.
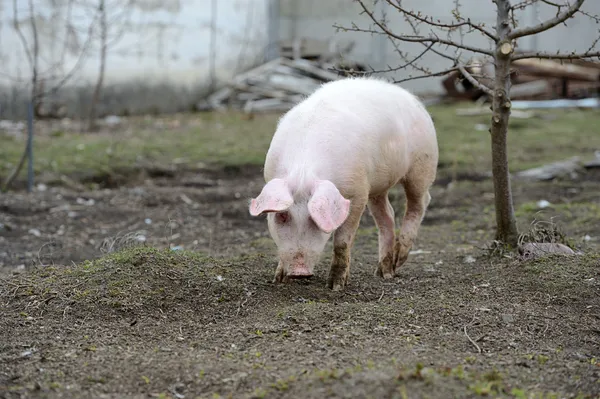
[276, 212, 290, 224]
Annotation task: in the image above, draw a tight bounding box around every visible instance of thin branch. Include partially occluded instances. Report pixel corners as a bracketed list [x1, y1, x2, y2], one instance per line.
[393, 67, 459, 84]
[339, 41, 437, 75]
[383, 0, 498, 41]
[28, 0, 39, 100]
[12, 0, 33, 70]
[458, 64, 493, 95]
[35, 19, 98, 100]
[509, 0, 585, 39]
[464, 325, 482, 353]
[351, 0, 493, 56]
[513, 50, 600, 60]
[540, 0, 564, 7]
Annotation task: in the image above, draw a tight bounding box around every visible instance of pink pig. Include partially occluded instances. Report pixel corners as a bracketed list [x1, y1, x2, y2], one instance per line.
[249, 77, 438, 291]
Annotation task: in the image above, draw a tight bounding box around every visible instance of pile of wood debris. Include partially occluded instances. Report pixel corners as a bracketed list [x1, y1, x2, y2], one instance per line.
[443, 55, 600, 103]
[199, 38, 365, 114]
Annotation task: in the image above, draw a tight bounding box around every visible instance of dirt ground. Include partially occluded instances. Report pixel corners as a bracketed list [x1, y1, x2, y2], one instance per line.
[1, 158, 599, 399]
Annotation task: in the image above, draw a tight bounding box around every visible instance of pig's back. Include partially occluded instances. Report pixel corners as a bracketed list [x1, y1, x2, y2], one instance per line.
[266, 77, 437, 195]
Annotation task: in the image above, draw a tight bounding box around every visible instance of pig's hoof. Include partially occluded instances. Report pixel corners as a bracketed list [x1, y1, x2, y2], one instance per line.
[330, 280, 345, 291]
[393, 254, 409, 275]
[375, 267, 394, 279]
[273, 267, 292, 284]
[376, 253, 395, 279]
[327, 274, 348, 291]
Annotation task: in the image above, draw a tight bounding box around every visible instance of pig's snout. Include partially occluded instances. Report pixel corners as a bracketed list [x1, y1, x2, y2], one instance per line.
[287, 253, 313, 278]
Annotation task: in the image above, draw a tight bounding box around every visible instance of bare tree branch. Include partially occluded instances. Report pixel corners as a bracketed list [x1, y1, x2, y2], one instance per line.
[509, 0, 584, 39]
[458, 64, 494, 95]
[35, 11, 99, 101]
[393, 67, 459, 84]
[383, 0, 498, 41]
[513, 50, 600, 60]
[351, 0, 494, 56]
[27, 0, 39, 100]
[12, 0, 33, 72]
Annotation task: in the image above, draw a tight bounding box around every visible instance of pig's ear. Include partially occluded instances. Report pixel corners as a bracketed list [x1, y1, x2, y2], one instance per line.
[308, 180, 351, 234]
[249, 178, 294, 216]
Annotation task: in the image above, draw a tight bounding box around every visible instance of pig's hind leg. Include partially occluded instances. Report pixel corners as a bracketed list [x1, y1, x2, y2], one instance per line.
[394, 162, 435, 273]
[368, 193, 397, 279]
[328, 196, 368, 291]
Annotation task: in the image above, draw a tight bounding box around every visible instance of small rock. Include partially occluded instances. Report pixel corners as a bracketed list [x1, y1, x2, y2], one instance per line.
[216, 275, 224, 282]
[144, 218, 152, 225]
[502, 314, 515, 323]
[28, 228, 41, 237]
[36, 183, 47, 192]
[536, 200, 551, 209]
[464, 255, 476, 264]
[583, 235, 592, 242]
[104, 115, 122, 126]
[76, 197, 95, 206]
[20, 350, 33, 358]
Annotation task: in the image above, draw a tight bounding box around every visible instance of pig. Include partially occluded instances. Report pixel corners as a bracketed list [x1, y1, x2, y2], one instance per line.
[249, 76, 438, 291]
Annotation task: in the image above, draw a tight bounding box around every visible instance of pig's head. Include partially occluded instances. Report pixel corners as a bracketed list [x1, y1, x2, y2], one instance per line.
[249, 178, 351, 278]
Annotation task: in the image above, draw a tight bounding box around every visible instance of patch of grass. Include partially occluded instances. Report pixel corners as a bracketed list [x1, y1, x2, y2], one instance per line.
[3, 105, 600, 187]
[516, 202, 600, 227]
[429, 103, 600, 174]
[0, 111, 279, 184]
[518, 216, 572, 247]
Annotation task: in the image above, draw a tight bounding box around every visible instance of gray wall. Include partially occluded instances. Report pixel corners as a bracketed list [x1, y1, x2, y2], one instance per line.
[0, 0, 270, 120]
[279, 0, 600, 95]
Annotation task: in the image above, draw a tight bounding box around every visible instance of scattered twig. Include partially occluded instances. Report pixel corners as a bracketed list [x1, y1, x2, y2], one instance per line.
[464, 325, 482, 353]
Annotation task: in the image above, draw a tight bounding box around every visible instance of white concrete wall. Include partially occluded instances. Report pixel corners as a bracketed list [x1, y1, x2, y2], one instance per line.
[0, 0, 270, 118]
[279, 0, 600, 95]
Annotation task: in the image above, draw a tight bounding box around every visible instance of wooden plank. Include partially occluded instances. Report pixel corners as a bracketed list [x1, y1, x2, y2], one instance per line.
[510, 80, 552, 99]
[229, 58, 283, 85]
[515, 157, 582, 181]
[267, 73, 321, 96]
[513, 58, 600, 82]
[281, 58, 342, 82]
[511, 97, 600, 109]
[243, 98, 299, 113]
[231, 82, 291, 99]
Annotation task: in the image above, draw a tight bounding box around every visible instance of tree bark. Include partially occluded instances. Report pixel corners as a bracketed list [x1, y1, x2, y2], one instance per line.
[88, 0, 106, 132]
[491, 0, 519, 247]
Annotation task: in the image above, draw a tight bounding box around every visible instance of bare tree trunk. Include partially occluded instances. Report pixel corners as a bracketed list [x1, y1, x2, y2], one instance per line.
[491, 0, 518, 247]
[88, 0, 106, 132]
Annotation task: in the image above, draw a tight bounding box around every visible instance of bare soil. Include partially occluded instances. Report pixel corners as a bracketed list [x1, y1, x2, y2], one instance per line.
[1, 166, 599, 399]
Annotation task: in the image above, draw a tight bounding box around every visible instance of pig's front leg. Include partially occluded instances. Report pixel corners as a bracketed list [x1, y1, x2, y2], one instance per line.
[327, 197, 367, 291]
[273, 261, 287, 283]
